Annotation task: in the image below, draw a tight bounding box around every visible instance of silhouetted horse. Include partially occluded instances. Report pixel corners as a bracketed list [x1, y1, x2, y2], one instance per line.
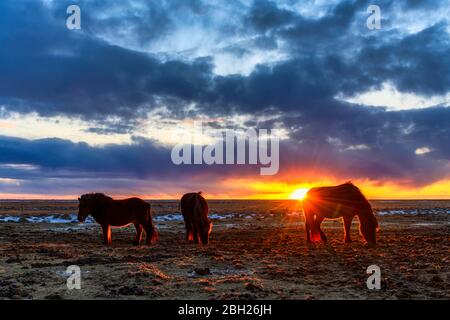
[180, 192, 212, 245]
[302, 183, 379, 244]
[78, 193, 158, 246]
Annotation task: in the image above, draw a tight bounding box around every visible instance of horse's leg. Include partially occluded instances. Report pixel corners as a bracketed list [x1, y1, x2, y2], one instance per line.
[138, 204, 158, 245]
[102, 224, 112, 245]
[305, 219, 311, 243]
[193, 224, 200, 244]
[144, 218, 157, 245]
[303, 204, 313, 243]
[307, 212, 321, 242]
[315, 216, 327, 242]
[133, 222, 143, 246]
[343, 215, 353, 243]
[185, 221, 193, 242]
[137, 217, 153, 245]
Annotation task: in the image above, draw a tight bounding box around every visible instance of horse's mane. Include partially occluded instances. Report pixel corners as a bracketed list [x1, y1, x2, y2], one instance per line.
[341, 182, 371, 207]
[308, 181, 372, 209]
[193, 192, 209, 227]
[80, 193, 113, 202]
[310, 181, 362, 195]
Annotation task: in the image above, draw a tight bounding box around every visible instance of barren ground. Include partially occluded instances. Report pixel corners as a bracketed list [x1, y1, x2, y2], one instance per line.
[0, 200, 448, 300]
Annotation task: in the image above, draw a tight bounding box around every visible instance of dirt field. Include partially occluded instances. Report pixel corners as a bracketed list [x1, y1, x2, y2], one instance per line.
[0, 200, 448, 299]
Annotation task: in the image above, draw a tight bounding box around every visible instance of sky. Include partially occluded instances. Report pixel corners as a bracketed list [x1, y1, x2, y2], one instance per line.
[0, 0, 449, 199]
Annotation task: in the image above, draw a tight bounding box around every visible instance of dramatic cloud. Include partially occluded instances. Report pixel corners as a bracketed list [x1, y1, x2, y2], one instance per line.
[0, 0, 449, 197]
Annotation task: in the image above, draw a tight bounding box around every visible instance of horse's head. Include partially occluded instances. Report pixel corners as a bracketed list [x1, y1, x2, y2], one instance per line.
[77, 194, 97, 222]
[359, 213, 379, 244]
[199, 219, 213, 245]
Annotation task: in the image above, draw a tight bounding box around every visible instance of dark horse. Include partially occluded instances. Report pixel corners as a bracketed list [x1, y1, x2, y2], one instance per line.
[302, 183, 379, 244]
[180, 192, 212, 245]
[78, 193, 158, 245]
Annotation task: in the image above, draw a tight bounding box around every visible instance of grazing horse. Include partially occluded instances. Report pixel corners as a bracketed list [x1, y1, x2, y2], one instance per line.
[180, 192, 212, 245]
[302, 183, 379, 244]
[78, 193, 158, 246]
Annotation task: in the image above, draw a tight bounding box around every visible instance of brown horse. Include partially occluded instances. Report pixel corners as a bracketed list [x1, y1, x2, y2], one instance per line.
[78, 193, 158, 246]
[180, 192, 212, 245]
[302, 183, 379, 244]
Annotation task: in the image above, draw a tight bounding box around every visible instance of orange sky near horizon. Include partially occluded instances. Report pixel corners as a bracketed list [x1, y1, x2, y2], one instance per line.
[1, 178, 450, 200]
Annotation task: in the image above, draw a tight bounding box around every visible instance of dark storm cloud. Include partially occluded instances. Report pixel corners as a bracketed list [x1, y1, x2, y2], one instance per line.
[1, 0, 448, 116]
[247, 0, 296, 31]
[0, 1, 219, 120]
[0, 0, 449, 192]
[398, 0, 444, 10]
[0, 134, 266, 181]
[355, 23, 450, 96]
[1, 103, 448, 192]
[279, 103, 450, 184]
[0, 135, 200, 180]
[279, 0, 365, 45]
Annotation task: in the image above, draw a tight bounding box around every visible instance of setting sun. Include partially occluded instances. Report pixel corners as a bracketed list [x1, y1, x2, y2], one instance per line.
[290, 188, 309, 200]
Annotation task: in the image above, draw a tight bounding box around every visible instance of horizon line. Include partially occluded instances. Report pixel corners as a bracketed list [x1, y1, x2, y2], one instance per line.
[1, 197, 450, 201]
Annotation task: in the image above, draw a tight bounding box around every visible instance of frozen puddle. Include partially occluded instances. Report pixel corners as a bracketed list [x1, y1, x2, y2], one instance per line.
[413, 222, 450, 227]
[0, 216, 21, 222]
[0, 212, 239, 225]
[0, 214, 94, 224]
[27, 214, 79, 223]
[154, 213, 236, 222]
[49, 224, 96, 232]
[154, 214, 184, 222]
[376, 209, 450, 216]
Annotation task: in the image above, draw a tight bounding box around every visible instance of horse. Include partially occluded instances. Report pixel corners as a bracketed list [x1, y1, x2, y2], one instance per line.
[180, 192, 212, 245]
[302, 182, 379, 244]
[77, 193, 158, 246]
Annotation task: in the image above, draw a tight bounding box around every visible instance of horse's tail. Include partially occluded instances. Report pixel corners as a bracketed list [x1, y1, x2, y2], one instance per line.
[147, 205, 159, 244]
[194, 193, 207, 222]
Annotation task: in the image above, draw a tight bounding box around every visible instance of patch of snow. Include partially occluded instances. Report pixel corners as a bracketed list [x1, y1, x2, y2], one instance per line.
[376, 208, 449, 216]
[0, 216, 21, 222]
[0, 214, 95, 224]
[154, 214, 184, 222]
[154, 212, 236, 222]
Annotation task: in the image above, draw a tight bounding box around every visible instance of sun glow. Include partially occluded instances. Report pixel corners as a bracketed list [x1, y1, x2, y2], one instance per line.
[290, 187, 309, 200]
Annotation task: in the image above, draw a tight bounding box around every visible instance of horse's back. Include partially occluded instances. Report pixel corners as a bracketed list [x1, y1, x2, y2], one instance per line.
[106, 198, 150, 223]
[180, 193, 207, 219]
[305, 183, 371, 217]
[180, 193, 197, 211]
[123, 197, 149, 208]
[308, 183, 368, 204]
